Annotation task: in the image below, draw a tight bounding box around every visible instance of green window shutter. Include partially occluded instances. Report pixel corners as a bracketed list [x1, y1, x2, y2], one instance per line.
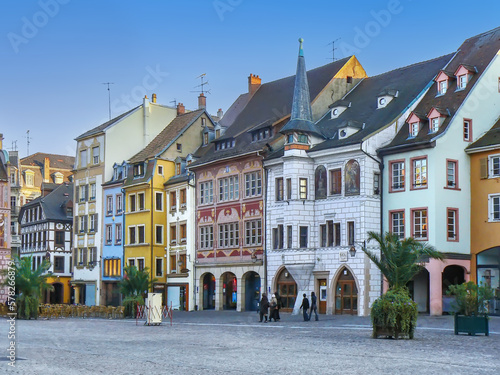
[480, 158, 488, 179]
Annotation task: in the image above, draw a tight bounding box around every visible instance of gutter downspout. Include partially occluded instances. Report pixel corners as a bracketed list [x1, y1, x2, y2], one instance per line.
[150, 161, 155, 294]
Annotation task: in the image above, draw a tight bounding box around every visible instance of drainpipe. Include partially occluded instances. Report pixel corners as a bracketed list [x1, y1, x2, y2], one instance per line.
[150, 161, 155, 294]
[263, 163, 268, 298]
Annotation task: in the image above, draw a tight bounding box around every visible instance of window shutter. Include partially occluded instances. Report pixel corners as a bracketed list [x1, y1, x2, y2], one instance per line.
[85, 185, 89, 201]
[75, 186, 79, 201]
[83, 248, 88, 265]
[480, 158, 488, 179]
[95, 215, 98, 233]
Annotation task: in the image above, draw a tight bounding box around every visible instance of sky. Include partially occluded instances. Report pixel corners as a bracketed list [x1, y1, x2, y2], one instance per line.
[1, 0, 499, 158]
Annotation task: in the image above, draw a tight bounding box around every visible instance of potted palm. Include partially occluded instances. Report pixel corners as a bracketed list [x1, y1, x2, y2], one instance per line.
[119, 265, 157, 317]
[447, 281, 494, 336]
[362, 232, 444, 339]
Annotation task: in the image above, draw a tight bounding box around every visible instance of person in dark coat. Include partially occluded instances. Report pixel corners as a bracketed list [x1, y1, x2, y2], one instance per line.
[310, 291, 319, 321]
[274, 291, 282, 321]
[269, 294, 278, 322]
[299, 293, 310, 321]
[259, 293, 270, 322]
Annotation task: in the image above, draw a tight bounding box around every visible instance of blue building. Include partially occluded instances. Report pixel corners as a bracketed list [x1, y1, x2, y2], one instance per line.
[101, 162, 127, 306]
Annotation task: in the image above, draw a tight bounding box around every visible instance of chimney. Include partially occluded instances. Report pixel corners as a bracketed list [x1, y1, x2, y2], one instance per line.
[198, 93, 206, 109]
[217, 108, 223, 119]
[177, 103, 185, 115]
[248, 74, 261, 96]
[152, 93, 157, 103]
[43, 157, 50, 183]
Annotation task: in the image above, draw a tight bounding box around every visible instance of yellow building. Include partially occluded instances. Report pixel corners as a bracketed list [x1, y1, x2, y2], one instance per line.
[124, 108, 215, 301]
[466, 118, 500, 315]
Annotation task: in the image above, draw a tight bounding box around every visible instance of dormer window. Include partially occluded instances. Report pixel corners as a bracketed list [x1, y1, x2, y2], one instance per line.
[133, 163, 144, 178]
[287, 134, 294, 144]
[379, 98, 386, 106]
[427, 107, 448, 134]
[430, 118, 439, 133]
[438, 80, 447, 95]
[297, 134, 308, 144]
[215, 138, 235, 151]
[203, 133, 208, 145]
[454, 64, 476, 91]
[54, 172, 63, 184]
[251, 126, 272, 142]
[458, 75, 468, 90]
[410, 122, 420, 137]
[435, 70, 453, 96]
[176, 163, 181, 175]
[329, 101, 350, 119]
[377, 90, 397, 109]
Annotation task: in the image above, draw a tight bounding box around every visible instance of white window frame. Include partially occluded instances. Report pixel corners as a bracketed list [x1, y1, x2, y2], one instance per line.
[218, 175, 239, 202]
[409, 122, 419, 137]
[412, 209, 428, 240]
[245, 172, 262, 198]
[155, 191, 164, 211]
[137, 192, 145, 211]
[115, 223, 122, 244]
[218, 222, 239, 248]
[430, 117, 439, 133]
[245, 220, 262, 246]
[199, 225, 214, 249]
[438, 80, 447, 95]
[116, 194, 123, 214]
[80, 149, 87, 168]
[92, 146, 99, 165]
[89, 183, 96, 201]
[391, 211, 405, 239]
[488, 194, 500, 222]
[106, 195, 113, 215]
[299, 178, 307, 199]
[488, 154, 500, 178]
[105, 224, 112, 245]
[155, 257, 163, 277]
[137, 225, 146, 244]
[155, 224, 164, 245]
[200, 181, 214, 204]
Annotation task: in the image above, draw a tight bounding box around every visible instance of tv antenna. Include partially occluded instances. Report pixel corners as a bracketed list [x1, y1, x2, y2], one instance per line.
[102, 82, 114, 120]
[25, 130, 32, 156]
[170, 99, 177, 107]
[191, 73, 211, 95]
[327, 38, 341, 61]
[9, 140, 18, 151]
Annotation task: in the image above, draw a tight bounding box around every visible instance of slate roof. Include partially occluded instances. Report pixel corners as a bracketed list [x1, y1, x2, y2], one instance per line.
[164, 172, 190, 186]
[19, 183, 73, 223]
[379, 27, 500, 155]
[21, 153, 74, 170]
[306, 53, 454, 153]
[189, 56, 353, 168]
[0, 161, 7, 181]
[466, 116, 500, 151]
[218, 93, 250, 128]
[128, 109, 209, 164]
[123, 159, 155, 187]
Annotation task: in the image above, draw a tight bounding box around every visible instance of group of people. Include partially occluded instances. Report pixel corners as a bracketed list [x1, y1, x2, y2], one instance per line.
[259, 291, 318, 322]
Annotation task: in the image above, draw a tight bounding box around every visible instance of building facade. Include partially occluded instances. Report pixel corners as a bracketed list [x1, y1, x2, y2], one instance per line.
[0, 135, 11, 304]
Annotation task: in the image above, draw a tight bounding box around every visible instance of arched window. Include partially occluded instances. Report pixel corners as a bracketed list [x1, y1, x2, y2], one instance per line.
[345, 160, 360, 195]
[315, 165, 327, 199]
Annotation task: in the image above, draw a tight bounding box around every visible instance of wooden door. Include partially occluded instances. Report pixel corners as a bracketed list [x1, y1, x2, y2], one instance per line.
[318, 279, 327, 314]
[335, 269, 358, 315]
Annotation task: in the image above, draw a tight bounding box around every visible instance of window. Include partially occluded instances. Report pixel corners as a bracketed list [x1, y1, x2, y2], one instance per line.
[129, 194, 136, 212]
[176, 163, 181, 175]
[90, 183, 96, 201]
[79, 216, 88, 233]
[489, 194, 500, 221]
[170, 224, 177, 244]
[55, 231, 65, 247]
[53, 256, 64, 273]
[438, 80, 447, 95]
[106, 196, 113, 215]
[297, 134, 308, 144]
[92, 146, 99, 165]
[345, 160, 360, 195]
[299, 226, 308, 248]
[170, 191, 177, 211]
[299, 178, 307, 199]
[180, 223, 187, 243]
[245, 220, 262, 246]
[79, 185, 88, 202]
[180, 189, 187, 209]
[88, 247, 97, 266]
[155, 225, 163, 244]
[202, 118, 206, 126]
[430, 117, 439, 133]
[133, 163, 144, 177]
[373, 173, 380, 195]
[347, 221, 355, 246]
[329, 169, 341, 195]
[287, 225, 292, 248]
[245, 172, 262, 197]
[411, 157, 427, 189]
[199, 225, 213, 249]
[170, 254, 177, 273]
[489, 155, 500, 177]
[216, 129, 221, 138]
[137, 258, 145, 271]
[447, 208, 459, 241]
[458, 75, 467, 90]
[326, 221, 339, 247]
[80, 149, 87, 168]
[446, 160, 458, 188]
[411, 208, 428, 240]
[89, 214, 98, 233]
[129, 226, 136, 244]
[320, 224, 326, 247]
[115, 223, 122, 244]
[176, 143, 182, 152]
[128, 259, 135, 268]
[156, 258, 163, 277]
[315, 166, 327, 199]
[218, 176, 239, 201]
[287, 134, 294, 144]
[138, 225, 145, 243]
[390, 210, 405, 239]
[218, 223, 239, 248]
[178, 254, 187, 271]
[105, 225, 112, 245]
[272, 225, 284, 249]
[200, 181, 213, 204]
[463, 119, 472, 142]
[103, 258, 121, 277]
[155, 192, 163, 211]
[389, 160, 405, 192]
[203, 133, 208, 145]
[409, 122, 419, 137]
[276, 178, 284, 201]
[347, 76, 353, 83]
[116, 194, 123, 214]
[138, 193, 145, 211]
[286, 178, 292, 200]
[158, 165, 164, 175]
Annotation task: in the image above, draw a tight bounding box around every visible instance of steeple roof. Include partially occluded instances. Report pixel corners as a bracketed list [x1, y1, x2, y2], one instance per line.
[280, 38, 323, 138]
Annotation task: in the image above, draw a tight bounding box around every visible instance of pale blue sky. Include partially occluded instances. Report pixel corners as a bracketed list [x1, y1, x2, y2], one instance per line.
[1, 0, 499, 157]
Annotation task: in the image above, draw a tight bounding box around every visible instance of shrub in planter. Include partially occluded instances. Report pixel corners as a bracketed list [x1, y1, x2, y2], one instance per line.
[371, 288, 418, 339]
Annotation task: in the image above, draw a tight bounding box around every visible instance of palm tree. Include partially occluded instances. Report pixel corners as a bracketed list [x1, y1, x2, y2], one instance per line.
[362, 231, 444, 291]
[119, 265, 157, 316]
[2, 256, 53, 319]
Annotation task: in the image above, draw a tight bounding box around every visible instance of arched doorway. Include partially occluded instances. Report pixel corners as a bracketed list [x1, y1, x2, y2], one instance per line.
[49, 282, 64, 304]
[244, 272, 260, 311]
[202, 273, 215, 310]
[442, 265, 466, 314]
[407, 268, 430, 313]
[277, 268, 297, 312]
[477, 247, 500, 316]
[334, 268, 358, 315]
[221, 272, 237, 310]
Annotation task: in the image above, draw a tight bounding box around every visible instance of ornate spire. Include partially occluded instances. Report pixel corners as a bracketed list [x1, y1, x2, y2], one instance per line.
[281, 38, 323, 137]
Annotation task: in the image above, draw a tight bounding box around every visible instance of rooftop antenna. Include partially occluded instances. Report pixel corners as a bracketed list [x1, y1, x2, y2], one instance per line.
[102, 82, 114, 120]
[25, 130, 32, 156]
[170, 99, 177, 107]
[9, 140, 18, 151]
[191, 73, 211, 95]
[327, 38, 341, 61]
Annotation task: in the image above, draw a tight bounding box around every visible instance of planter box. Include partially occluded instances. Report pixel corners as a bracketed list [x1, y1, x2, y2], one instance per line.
[373, 324, 414, 339]
[454, 314, 489, 336]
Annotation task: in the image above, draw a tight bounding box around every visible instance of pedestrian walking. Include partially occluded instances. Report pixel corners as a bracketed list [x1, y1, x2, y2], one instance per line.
[299, 293, 310, 321]
[259, 293, 269, 323]
[275, 291, 282, 321]
[269, 294, 278, 322]
[309, 291, 319, 321]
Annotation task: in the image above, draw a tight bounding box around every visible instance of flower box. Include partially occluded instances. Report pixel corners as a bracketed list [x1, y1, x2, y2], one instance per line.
[454, 314, 489, 336]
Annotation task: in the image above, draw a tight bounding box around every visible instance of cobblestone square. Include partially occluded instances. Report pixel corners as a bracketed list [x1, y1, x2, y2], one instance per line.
[2, 312, 499, 374]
